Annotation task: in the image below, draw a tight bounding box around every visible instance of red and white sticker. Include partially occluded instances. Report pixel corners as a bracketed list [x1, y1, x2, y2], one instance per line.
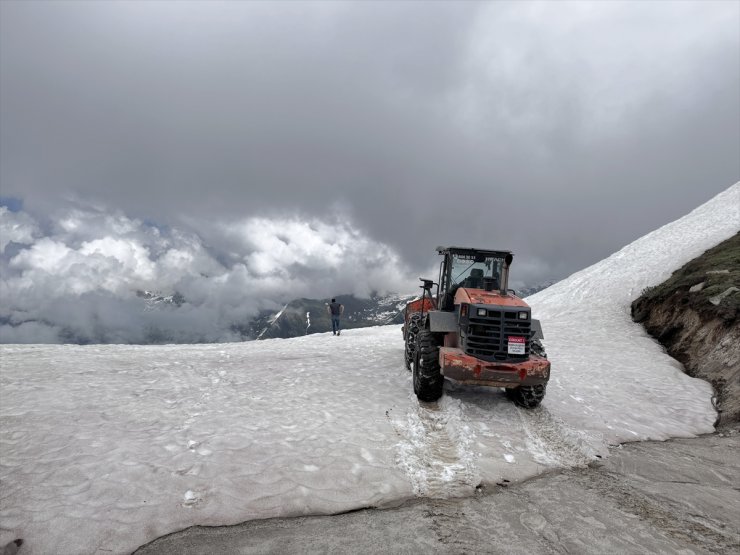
[507, 336, 525, 355]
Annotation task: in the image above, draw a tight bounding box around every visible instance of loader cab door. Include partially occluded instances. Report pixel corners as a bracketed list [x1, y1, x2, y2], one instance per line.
[437, 253, 454, 310]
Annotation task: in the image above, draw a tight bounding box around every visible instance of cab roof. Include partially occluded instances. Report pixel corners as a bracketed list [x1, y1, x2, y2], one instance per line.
[435, 246, 513, 258]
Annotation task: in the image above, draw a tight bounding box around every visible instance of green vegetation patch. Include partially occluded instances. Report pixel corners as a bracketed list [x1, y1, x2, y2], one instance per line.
[635, 232, 740, 322]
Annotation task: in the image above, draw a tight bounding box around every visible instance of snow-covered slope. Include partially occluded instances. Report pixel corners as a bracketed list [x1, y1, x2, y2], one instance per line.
[528, 181, 739, 443]
[1, 183, 738, 554]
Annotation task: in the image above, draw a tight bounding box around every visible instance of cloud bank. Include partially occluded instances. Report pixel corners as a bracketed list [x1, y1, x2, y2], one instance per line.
[2, 1, 737, 283]
[0, 205, 413, 343]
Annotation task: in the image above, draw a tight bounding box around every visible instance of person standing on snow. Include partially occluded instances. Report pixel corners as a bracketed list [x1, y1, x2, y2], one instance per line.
[327, 298, 344, 335]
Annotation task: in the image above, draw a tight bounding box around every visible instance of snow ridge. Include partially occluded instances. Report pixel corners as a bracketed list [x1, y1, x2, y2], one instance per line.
[531, 182, 739, 308]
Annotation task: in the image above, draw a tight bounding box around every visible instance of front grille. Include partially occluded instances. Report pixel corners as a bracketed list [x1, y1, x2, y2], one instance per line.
[463, 309, 531, 362]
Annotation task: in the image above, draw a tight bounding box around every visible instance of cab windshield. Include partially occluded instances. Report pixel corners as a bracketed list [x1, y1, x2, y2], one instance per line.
[450, 253, 504, 290]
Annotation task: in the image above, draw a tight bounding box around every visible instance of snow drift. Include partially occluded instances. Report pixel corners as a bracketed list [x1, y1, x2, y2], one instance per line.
[1, 183, 738, 554]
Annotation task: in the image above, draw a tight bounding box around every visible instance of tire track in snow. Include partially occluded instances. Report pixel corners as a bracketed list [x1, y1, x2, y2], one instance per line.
[514, 404, 603, 468]
[390, 396, 480, 498]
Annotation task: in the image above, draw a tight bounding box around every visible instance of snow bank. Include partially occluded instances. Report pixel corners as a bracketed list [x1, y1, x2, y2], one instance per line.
[528, 181, 739, 443]
[1, 183, 738, 554]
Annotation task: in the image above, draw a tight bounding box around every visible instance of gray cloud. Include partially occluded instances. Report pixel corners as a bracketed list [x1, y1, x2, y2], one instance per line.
[1, 0, 738, 340]
[0, 204, 413, 343]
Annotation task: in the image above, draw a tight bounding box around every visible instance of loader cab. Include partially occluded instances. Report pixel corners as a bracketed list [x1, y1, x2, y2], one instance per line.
[436, 247, 513, 311]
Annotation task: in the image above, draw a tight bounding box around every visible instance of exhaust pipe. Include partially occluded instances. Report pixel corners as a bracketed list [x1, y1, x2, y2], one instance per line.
[501, 253, 513, 295]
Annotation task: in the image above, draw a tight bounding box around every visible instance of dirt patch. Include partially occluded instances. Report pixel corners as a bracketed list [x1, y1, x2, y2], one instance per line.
[632, 232, 740, 426]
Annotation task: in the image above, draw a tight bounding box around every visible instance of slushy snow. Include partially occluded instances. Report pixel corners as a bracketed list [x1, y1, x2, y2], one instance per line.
[1, 183, 738, 554]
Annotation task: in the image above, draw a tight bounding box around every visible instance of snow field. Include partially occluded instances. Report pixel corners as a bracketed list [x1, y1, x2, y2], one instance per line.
[0, 327, 610, 554]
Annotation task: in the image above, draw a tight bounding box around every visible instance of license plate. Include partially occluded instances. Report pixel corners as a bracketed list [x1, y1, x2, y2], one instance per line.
[507, 336, 525, 355]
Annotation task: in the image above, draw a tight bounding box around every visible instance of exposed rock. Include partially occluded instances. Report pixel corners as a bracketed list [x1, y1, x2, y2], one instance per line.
[709, 286, 739, 306]
[688, 282, 705, 293]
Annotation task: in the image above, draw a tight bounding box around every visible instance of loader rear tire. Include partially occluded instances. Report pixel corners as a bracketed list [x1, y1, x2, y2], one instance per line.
[505, 384, 546, 409]
[404, 313, 422, 370]
[413, 329, 443, 402]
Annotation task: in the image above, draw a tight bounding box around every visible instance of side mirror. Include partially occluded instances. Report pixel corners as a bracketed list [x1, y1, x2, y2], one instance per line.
[419, 277, 435, 291]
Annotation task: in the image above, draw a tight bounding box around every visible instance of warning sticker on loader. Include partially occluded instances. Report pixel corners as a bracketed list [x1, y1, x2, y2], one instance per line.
[507, 336, 525, 355]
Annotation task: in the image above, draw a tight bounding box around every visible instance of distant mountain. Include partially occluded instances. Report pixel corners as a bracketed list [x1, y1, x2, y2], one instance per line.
[7, 284, 552, 344]
[517, 280, 555, 298]
[136, 290, 186, 309]
[252, 293, 416, 340]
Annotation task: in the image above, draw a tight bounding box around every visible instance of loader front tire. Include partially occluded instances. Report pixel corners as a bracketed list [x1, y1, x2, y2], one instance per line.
[404, 313, 422, 371]
[505, 384, 546, 409]
[413, 329, 443, 402]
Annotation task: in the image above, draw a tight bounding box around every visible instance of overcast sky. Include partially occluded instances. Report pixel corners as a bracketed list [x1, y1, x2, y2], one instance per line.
[1, 1, 739, 342]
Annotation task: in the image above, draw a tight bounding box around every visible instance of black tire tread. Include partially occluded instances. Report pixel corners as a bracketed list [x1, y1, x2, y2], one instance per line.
[404, 313, 422, 370]
[505, 384, 546, 409]
[414, 329, 443, 402]
[530, 339, 547, 358]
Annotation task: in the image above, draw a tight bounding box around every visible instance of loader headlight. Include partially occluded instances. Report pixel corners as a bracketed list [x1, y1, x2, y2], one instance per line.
[477, 308, 487, 317]
[518, 311, 529, 320]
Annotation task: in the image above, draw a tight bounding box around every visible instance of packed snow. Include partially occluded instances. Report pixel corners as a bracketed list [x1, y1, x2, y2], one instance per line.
[1, 183, 738, 554]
